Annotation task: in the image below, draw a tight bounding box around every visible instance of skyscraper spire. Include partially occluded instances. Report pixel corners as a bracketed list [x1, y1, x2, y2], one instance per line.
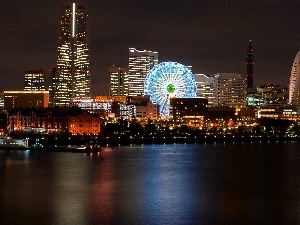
[246, 40, 254, 88]
[52, 3, 91, 106]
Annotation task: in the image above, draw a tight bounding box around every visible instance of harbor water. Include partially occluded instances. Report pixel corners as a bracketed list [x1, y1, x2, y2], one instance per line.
[0, 142, 300, 225]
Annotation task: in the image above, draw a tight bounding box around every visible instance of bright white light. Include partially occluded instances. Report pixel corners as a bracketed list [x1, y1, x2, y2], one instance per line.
[72, 3, 76, 37]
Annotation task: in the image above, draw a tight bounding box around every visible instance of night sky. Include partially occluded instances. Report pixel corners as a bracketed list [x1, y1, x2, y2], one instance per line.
[1, 0, 300, 96]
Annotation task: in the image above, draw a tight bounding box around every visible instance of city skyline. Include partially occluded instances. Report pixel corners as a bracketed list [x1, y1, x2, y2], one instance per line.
[1, 0, 300, 95]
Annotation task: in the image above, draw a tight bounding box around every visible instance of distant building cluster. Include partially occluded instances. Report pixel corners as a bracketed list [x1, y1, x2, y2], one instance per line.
[1, 2, 300, 136]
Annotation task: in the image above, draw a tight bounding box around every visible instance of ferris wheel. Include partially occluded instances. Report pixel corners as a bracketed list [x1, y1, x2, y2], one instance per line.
[144, 61, 197, 117]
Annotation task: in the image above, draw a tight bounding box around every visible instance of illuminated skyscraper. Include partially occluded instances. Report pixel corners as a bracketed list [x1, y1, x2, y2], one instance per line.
[289, 51, 300, 105]
[52, 3, 91, 106]
[109, 66, 129, 96]
[128, 48, 158, 96]
[24, 69, 45, 91]
[212, 73, 247, 107]
[246, 40, 254, 88]
[194, 74, 214, 106]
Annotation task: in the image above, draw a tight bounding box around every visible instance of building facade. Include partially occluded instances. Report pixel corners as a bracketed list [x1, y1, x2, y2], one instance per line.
[212, 73, 247, 108]
[68, 112, 100, 135]
[4, 91, 49, 110]
[52, 3, 91, 106]
[109, 66, 129, 96]
[194, 74, 214, 106]
[257, 105, 300, 120]
[170, 98, 208, 127]
[289, 51, 300, 105]
[128, 48, 158, 96]
[24, 69, 45, 91]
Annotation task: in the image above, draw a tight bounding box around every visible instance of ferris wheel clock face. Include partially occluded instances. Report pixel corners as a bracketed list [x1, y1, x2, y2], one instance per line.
[144, 61, 197, 117]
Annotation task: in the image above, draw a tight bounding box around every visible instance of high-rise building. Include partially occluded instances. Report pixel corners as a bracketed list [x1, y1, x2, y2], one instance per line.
[246, 40, 254, 89]
[24, 69, 45, 91]
[128, 48, 158, 96]
[52, 3, 91, 106]
[194, 74, 214, 106]
[48, 67, 57, 107]
[212, 73, 247, 107]
[109, 66, 129, 96]
[289, 51, 300, 105]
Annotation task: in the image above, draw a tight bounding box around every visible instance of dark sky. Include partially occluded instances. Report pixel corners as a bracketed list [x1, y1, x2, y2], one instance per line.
[1, 0, 300, 96]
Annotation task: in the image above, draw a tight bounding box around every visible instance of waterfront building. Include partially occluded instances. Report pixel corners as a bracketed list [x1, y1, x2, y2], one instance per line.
[194, 74, 214, 106]
[246, 40, 254, 89]
[24, 69, 45, 91]
[6, 106, 99, 134]
[212, 73, 247, 108]
[52, 3, 91, 106]
[4, 91, 49, 110]
[128, 48, 158, 96]
[289, 51, 300, 105]
[109, 66, 129, 96]
[257, 104, 300, 120]
[68, 112, 100, 135]
[170, 98, 208, 128]
[7, 107, 68, 133]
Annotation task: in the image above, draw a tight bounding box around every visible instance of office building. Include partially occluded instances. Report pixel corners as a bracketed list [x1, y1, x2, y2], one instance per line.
[109, 66, 129, 96]
[24, 69, 45, 91]
[128, 48, 158, 96]
[289, 51, 300, 105]
[212, 73, 247, 108]
[4, 91, 49, 110]
[194, 74, 214, 106]
[52, 3, 91, 106]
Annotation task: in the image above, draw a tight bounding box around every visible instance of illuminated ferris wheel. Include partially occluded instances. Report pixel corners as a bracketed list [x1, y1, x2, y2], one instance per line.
[144, 61, 197, 117]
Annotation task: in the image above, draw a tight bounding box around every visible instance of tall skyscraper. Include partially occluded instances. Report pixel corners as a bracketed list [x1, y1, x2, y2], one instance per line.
[289, 51, 300, 105]
[109, 66, 129, 96]
[24, 69, 45, 91]
[52, 3, 91, 106]
[128, 48, 158, 96]
[246, 40, 254, 88]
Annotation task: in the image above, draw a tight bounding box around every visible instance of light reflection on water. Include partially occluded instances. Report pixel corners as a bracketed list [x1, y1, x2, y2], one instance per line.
[0, 143, 300, 224]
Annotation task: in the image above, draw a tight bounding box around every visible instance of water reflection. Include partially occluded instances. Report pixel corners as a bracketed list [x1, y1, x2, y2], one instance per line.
[1, 143, 300, 224]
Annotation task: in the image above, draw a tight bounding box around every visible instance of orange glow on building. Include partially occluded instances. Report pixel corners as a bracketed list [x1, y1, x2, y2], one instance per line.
[68, 112, 100, 135]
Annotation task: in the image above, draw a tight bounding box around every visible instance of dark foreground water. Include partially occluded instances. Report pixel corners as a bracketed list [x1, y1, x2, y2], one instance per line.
[0, 142, 300, 225]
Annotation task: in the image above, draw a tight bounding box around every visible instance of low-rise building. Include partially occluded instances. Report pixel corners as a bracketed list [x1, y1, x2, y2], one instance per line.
[257, 105, 300, 120]
[170, 98, 208, 127]
[4, 91, 49, 110]
[68, 112, 100, 135]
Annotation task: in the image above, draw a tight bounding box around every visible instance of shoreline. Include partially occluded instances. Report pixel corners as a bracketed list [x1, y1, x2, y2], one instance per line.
[0, 136, 299, 152]
[95, 136, 300, 145]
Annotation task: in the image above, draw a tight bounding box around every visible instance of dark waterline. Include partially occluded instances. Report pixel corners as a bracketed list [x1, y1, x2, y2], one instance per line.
[0, 142, 300, 225]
